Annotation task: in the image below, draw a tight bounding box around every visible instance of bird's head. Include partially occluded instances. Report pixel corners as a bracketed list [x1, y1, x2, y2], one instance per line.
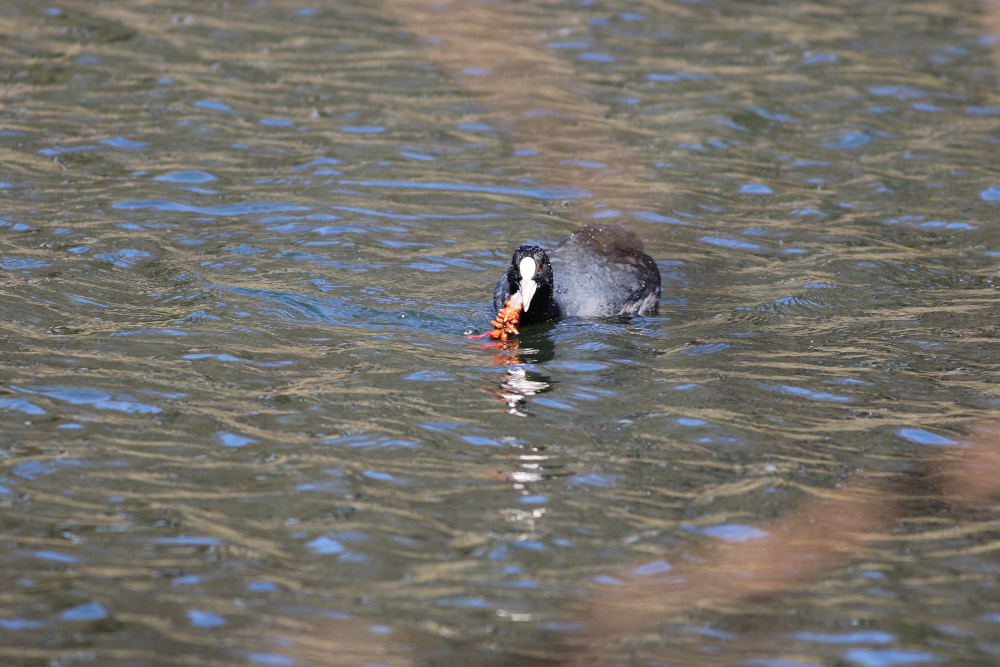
[509, 245, 553, 313]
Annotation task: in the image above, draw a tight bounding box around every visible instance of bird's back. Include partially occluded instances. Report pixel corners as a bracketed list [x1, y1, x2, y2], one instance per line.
[549, 224, 661, 318]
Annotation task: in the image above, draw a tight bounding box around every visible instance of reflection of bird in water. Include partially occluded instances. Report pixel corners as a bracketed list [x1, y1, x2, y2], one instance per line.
[470, 321, 555, 413]
[489, 339, 523, 366]
[493, 223, 661, 325]
[493, 366, 549, 416]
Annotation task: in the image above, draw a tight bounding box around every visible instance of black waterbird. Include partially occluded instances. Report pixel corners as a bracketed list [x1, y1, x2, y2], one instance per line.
[493, 223, 661, 325]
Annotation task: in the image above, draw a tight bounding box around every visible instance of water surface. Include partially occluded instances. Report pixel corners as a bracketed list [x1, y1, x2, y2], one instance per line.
[2, 0, 1000, 665]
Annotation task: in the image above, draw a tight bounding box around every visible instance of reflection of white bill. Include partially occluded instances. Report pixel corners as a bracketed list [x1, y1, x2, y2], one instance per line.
[499, 367, 549, 417]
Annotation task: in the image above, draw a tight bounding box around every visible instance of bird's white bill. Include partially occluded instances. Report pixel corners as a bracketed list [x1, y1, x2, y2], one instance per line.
[518, 278, 537, 312]
[518, 257, 537, 312]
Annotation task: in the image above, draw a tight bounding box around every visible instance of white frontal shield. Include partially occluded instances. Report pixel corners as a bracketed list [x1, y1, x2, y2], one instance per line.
[518, 257, 537, 312]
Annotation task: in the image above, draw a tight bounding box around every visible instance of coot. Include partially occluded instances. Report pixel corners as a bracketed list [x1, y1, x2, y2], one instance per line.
[493, 223, 661, 325]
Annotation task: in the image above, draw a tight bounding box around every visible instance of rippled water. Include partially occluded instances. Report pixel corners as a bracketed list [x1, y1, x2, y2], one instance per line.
[3, 0, 1000, 665]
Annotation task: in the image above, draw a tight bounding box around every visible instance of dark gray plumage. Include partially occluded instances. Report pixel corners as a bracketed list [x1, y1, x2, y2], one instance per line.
[493, 223, 661, 325]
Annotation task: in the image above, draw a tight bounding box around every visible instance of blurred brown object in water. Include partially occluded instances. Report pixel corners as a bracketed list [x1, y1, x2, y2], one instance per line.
[551, 422, 1000, 666]
[937, 422, 1000, 503]
[985, 0, 1000, 73]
